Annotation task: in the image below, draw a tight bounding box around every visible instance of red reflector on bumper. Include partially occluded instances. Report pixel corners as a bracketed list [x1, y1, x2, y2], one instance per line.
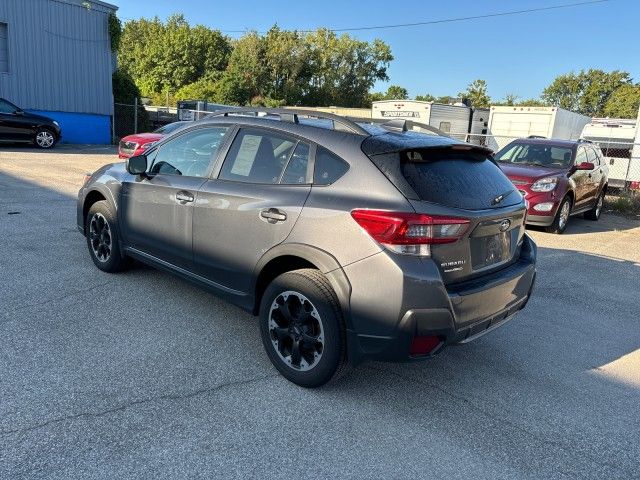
[410, 336, 443, 356]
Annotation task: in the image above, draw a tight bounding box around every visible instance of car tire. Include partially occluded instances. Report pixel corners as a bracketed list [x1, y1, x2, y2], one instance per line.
[584, 191, 604, 221]
[34, 127, 57, 149]
[259, 268, 347, 388]
[545, 196, 572, 234]
[85, 200, 131, 273]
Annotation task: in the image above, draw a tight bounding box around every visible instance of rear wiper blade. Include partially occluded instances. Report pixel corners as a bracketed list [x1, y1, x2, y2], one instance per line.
[491, 189, 515, 206]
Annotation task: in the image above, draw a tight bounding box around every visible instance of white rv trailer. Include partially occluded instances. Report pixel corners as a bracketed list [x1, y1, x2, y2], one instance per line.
[487, 106, 591, 151]
[371, 100, 489, 144]
[581, 118, 638, 189]
[631, 106, 640, 190]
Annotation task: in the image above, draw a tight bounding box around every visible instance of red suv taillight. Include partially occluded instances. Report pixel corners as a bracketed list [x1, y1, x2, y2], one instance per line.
[350, 210, 469, 256]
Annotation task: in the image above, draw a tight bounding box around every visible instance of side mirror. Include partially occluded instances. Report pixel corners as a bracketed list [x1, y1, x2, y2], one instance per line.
[576, 161, 595, 171]
[126, 154, 148, 175]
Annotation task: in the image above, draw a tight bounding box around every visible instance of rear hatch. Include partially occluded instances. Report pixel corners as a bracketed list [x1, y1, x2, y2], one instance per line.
[363, 133, 527, 285]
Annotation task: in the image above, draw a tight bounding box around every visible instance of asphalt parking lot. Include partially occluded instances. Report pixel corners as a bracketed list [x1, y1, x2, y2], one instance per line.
[1, 146, 639, 480]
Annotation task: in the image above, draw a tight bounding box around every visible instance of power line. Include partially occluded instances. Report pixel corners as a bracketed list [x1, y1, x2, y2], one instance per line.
[219, 0, 612, 34]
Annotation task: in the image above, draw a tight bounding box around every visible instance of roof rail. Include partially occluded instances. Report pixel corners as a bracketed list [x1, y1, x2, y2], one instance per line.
[207, 107, 370, 136]
[527, 135, 546, 139]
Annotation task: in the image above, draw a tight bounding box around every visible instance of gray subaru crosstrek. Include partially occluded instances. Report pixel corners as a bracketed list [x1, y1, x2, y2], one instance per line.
[77, 108, 537, 387]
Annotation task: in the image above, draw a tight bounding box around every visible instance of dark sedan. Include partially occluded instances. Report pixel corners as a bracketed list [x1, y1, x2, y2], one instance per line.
[0, 98, 61, 149]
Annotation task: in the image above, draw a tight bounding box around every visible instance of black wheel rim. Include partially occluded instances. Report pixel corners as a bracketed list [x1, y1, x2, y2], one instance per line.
[89, 213, 112, 262]
[269, 291, 324, 371]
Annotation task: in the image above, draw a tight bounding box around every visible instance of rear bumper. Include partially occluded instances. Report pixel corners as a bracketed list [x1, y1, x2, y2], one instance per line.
[344, 234, 537, 364]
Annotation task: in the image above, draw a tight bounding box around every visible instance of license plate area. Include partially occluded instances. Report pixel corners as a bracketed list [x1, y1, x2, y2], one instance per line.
[470, 232, 512, 270]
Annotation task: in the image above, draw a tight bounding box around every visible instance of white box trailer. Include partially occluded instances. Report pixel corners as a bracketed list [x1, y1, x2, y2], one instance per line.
[371, 100, 488, 143]
[581, 118, 637, 188]
[487, 106, 591, 151]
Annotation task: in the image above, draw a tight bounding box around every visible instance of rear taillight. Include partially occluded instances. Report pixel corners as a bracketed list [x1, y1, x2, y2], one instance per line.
[350, 209, 469, 256]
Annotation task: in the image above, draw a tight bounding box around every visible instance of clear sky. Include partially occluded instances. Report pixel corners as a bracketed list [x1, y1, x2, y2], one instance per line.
[108, 0, 640, 102]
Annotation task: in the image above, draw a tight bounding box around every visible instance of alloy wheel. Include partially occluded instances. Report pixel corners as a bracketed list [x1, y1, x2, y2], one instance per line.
[559, 201, 570, 229]
[268, 291, 324, 371]
[36, 131, 55, 148]
[89, 213, 112, 262]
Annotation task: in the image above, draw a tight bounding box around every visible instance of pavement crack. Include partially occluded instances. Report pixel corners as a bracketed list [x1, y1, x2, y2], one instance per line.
[0, 373, 278, 437]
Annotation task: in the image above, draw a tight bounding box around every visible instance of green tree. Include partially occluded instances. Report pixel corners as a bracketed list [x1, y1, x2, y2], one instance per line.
[368, 85, 409, 105]
[174, 73, 222, 102]
[415, 94, 435, 102]
[458, 79, 490, 108]
[118, 14, 231, 99]
[262, 26, 312, 105]
[384, 85, 409, 100]
[541, 69, 631, 116]
[603, 84, 640, 118]
[305, 29, 393, 107]
[217, 32, 268, 105]
[516, 98, 548, 107]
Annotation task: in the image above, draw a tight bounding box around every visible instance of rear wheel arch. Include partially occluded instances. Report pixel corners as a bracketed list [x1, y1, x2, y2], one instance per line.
[252, 245, 351, 324]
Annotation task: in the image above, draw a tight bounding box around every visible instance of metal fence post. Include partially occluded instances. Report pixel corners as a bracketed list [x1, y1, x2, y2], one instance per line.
[134, 97, 138, 134]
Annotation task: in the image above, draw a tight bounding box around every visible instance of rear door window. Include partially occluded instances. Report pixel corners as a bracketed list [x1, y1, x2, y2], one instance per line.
[219, 128, 309, 184]
[400, 150, 520, 210]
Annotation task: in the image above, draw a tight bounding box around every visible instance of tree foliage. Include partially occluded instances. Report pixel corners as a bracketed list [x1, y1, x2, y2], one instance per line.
[541, 69, 631, 116]
[117, 18, 392, 108]
[368, 85, 409, 104]
[118, 15, 231, 97]
[458, 79, 490, 108]
[603, 84, 640, 118]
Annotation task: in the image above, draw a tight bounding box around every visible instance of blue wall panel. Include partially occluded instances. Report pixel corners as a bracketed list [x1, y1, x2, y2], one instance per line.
[28, 110, 111, 144]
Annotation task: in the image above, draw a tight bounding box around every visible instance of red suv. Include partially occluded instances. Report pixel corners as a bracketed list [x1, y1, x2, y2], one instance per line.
[495, 138, 608, 234]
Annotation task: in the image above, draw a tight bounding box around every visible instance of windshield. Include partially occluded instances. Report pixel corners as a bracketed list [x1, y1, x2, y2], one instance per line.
[495, 142, 574, 168]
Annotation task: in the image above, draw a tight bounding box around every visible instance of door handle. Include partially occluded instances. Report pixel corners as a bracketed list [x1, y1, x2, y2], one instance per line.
[175, 191, 194, 203]
[260, 208, 287, 223]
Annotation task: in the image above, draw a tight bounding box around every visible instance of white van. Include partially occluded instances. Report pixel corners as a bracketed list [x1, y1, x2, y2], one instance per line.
[581, 118, 637, 189]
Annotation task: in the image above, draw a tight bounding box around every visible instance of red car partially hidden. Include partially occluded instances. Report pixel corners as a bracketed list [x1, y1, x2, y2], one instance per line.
[495, 138, 608, 234]
[118, 121, 190, 159]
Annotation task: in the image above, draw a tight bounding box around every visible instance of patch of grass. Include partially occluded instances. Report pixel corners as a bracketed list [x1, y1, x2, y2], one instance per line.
[605, 191, 640, 216]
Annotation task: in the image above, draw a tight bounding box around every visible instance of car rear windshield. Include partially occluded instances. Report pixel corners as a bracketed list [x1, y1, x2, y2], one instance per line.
[398, 149, 520, 210]
[495, 142, 574, 168]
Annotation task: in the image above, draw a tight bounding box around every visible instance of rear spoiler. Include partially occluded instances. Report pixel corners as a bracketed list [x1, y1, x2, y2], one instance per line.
[361, 132, 494, 157]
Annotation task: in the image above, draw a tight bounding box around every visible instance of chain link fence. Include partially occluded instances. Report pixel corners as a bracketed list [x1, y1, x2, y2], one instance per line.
[113, 102, 151, 141]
